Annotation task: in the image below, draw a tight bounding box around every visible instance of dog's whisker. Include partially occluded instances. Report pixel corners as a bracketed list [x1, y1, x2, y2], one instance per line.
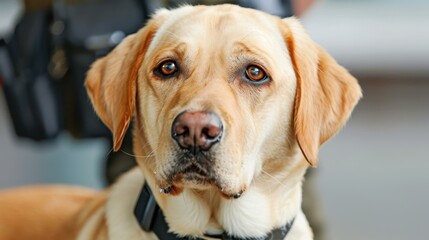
[144, 148, 159, 160]
[145, 148, 158, 157]
[260, 170, 287, 189]
[118, 145, 159, 162]
[119, 149, 155, 159]
[102, 147, 114, 164]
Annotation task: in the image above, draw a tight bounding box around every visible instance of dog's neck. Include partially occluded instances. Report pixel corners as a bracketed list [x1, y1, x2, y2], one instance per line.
[139, 164, 305, 239]
[132, 155, 306, 237]
[134, 181, 297, 239]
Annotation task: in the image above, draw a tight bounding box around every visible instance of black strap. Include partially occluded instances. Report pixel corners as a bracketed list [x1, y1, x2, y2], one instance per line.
[134, 183, 295, 240]
[134, 182, 181, 239]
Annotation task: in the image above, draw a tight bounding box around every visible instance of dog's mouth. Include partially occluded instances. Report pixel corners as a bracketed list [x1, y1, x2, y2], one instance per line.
[157, 153, 245, 199]
[157, 163, 212, 195]
[169, 159, 214, 188]
[181, 164, 210, 180]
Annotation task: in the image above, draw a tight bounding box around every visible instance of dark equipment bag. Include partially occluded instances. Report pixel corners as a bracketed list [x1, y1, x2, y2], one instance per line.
[0, 10, 62, 140]
[0, 0, 148, 141]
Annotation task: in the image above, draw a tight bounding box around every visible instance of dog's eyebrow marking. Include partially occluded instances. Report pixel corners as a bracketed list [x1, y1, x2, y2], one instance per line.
[232, 42, 271, 68]
[151, 42, 188, 64]
[233, 42, 260, 56]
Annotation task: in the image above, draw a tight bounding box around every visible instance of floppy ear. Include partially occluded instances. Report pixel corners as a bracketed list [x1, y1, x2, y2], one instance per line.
[280, 18, 362, 167]
[85, 19, 162, 151]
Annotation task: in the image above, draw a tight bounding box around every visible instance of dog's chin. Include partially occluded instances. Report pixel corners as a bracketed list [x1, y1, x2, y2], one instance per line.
[157, 164, 246, 199]
[172, 164, 213, 189]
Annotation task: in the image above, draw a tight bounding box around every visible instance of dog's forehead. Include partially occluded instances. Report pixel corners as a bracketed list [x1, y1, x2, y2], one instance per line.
[150, 5, 283, 53]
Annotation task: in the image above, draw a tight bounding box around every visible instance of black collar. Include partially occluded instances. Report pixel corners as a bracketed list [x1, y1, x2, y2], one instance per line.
[134, 182, 295, 240]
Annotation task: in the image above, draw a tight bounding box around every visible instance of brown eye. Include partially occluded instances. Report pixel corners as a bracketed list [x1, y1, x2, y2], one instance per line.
[157, 60, 178, 77]
[245, 65, 267, 82]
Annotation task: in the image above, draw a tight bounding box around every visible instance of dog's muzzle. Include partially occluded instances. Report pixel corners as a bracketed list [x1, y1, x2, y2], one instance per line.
[160, 110, 242, 198]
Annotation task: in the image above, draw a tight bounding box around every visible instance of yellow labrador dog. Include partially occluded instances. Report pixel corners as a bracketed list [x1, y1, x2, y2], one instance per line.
[0, 4, 361, 240]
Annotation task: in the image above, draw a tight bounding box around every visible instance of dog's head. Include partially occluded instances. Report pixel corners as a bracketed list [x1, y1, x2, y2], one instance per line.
[85, 5, 361, 198]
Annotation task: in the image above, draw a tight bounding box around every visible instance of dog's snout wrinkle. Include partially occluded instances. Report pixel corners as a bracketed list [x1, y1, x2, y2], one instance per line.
[172, 111, 223, 153]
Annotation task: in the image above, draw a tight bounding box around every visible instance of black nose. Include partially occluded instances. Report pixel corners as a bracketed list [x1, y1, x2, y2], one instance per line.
[172, 111, 223, 153]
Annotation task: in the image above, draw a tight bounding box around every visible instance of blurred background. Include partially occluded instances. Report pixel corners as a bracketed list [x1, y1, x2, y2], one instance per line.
[1, 0, 428, 240]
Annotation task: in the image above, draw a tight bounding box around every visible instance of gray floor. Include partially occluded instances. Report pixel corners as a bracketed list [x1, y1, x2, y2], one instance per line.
[1, 1, 429, 240]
